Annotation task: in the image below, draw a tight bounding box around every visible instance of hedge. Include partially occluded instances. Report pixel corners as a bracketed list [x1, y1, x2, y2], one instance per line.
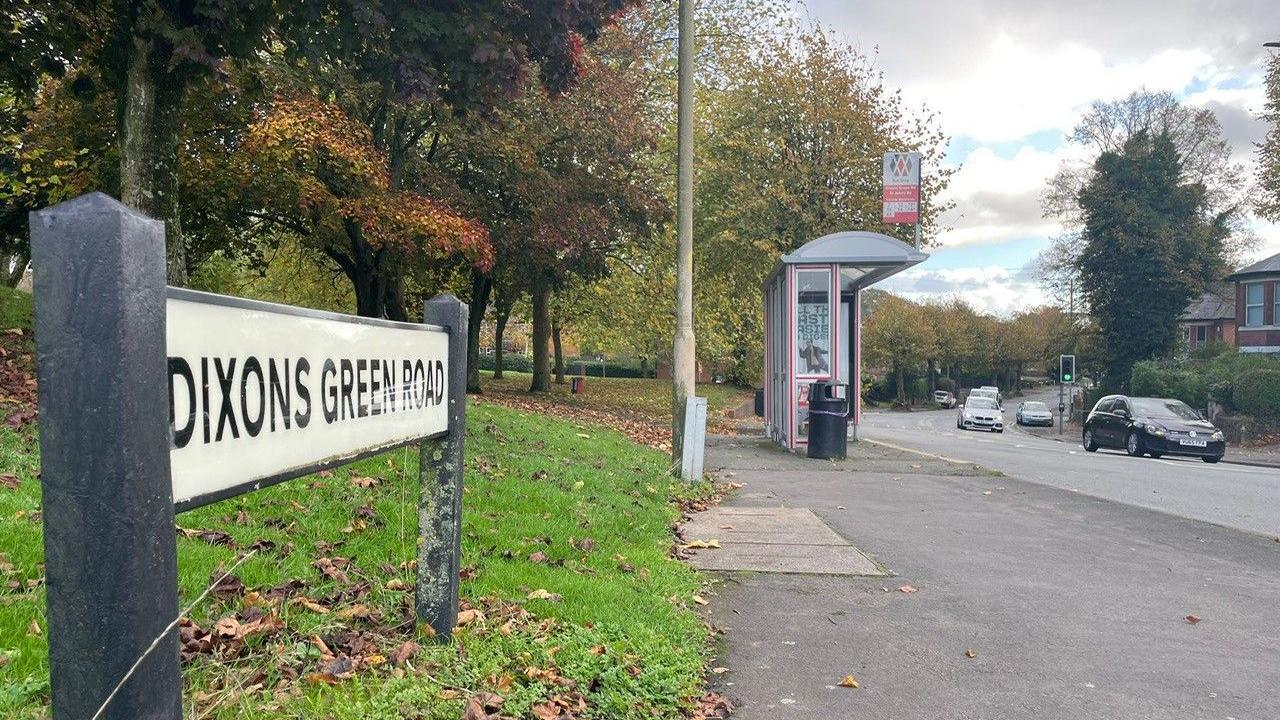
[1232, 368, 1280, 420]
[1130, 360, 1209, 409]
[476, 352, 654, 379]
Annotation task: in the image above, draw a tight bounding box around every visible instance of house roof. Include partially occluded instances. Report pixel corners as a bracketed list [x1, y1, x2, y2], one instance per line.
[1226, 251, 1280, 281]
[1180, 290, 1234, 322]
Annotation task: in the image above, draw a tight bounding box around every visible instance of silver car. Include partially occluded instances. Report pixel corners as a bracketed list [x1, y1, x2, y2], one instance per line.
[1016, 401, 1053, 427]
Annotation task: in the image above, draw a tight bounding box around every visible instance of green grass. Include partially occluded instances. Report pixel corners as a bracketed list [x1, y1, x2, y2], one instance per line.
[0, 402, 714, 718]
[0, 286, 33, 331]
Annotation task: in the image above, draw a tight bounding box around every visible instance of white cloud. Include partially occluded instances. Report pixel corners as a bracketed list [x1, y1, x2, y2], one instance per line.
[935, 144, 1083, 248]
[879, 265, 1048, 316]
[908, 37, 1219, 143]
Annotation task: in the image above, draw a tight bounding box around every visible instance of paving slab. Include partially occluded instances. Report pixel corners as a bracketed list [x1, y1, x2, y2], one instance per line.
[681, 506, 885, 576]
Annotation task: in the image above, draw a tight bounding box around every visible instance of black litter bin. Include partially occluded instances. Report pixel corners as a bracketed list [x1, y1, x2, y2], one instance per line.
[753, 388, 765, 417]
[807, 381, 849, 459]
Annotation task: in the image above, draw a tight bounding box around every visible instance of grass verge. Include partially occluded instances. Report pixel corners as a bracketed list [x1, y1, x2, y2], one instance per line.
[1, 400, 715, 718]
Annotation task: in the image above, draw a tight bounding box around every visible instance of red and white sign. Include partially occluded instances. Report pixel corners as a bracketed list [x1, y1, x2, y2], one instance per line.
[882, 152, 921, 224]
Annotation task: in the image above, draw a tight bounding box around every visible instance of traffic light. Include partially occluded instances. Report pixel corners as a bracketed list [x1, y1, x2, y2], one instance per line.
[1060, 354, 1076, 383]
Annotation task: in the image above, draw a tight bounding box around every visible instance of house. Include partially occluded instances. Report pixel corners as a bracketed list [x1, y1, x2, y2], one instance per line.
[1226, 251, 1280, 353]
[1178, 288, 1235, 350]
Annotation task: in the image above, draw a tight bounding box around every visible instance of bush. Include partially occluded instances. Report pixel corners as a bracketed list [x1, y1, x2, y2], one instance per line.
[1233, 368, 1280, 420]
[1130, 360, 1209, 410]
[935, 376, 956, 392]
[477, 352, 533, 374]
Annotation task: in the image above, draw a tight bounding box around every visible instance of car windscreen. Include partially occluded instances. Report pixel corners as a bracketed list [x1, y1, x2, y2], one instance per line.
[967, 398, 997, 410]
[1023, 402, 1047, 411]
[1130, 398, 1201, 420]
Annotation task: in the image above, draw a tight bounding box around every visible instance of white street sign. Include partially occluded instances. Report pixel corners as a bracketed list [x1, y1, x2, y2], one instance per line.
[166, 289, 449, 507]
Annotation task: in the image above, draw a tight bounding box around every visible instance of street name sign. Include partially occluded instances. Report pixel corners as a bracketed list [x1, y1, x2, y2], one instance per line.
[167, 290, 449, 509]
[882, 151, 921, 224]
[30, 193, 468, 720]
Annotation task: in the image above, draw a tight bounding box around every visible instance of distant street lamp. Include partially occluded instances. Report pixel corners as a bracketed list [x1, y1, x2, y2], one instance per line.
[1266, 41, 1280, 48]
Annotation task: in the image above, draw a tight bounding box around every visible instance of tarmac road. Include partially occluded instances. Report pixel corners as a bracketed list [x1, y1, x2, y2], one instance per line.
[858, 386, 1280, 537]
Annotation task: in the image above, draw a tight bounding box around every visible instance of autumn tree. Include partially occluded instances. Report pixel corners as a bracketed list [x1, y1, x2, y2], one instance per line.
[242, 95, 495, 317]
[1258, 50, 1280, 222]
[693, 23, 953, 385]
[863, 294, 936, 404]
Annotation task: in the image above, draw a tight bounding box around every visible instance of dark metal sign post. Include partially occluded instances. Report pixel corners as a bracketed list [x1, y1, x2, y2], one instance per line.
[31, 193, 468, 719]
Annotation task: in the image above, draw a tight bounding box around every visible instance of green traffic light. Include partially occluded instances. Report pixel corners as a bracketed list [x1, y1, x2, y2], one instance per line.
[1063, 374, 1072, 381]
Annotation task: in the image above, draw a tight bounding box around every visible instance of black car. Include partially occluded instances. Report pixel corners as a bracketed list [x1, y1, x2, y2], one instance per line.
[1082, 395, 1225, 462]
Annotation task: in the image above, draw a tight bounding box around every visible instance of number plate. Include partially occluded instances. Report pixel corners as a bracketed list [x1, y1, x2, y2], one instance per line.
[1179, 439, 1208, 447]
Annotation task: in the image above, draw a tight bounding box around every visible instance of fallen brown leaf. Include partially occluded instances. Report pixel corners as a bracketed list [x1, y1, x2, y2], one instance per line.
[1186, 614, 1202, 625]
[898, 585, 918, 594]
[838, 674, 859, 688]
[965, 649, 977, 659]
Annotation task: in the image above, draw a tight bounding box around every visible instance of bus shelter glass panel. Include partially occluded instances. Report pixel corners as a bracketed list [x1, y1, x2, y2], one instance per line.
[793, 267, 833, 442]
[795, 269, 832, 375]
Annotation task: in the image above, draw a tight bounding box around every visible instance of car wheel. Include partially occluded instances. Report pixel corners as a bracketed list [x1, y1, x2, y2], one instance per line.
[1125, 432, 1143, 457]
[1083, 428, 1098, 452]
[1202, 455, 1222, 464]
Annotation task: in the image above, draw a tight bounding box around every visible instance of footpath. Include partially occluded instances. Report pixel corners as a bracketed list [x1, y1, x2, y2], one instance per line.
[683, 435, 1280, 719]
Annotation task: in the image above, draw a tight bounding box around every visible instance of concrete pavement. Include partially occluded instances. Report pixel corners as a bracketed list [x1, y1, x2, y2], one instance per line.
[696, 434, 1280, 719]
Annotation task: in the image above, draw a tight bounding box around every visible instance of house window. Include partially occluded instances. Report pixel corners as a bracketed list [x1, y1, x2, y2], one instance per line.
[1245, 283, 1264, 327]
[1196, 326, 1208, 344]
[1274, 282, 1280, 327]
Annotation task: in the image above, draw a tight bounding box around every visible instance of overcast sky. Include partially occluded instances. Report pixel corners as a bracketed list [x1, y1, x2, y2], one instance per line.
[805, 0, 1280, 314]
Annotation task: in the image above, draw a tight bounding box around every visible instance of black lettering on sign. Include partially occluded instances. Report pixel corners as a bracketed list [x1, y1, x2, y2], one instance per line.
[356, 358, 369, 418]
[168, 357, 195, 448]
[295, 357, 312, 428]
[402, 360, 414, 408]
[201, 357, 212, 444]
[434, 359, 445, 405]
[214, 357, 239, 441]
[414, 360, 426, 409]
[340, 359, 355, 421]
[268, 358, 291, 431]
[369, 359, 381, 416]
[241, 356, 265, 437]
[382, 360, 395, 413]
[321, 359, 337, 424]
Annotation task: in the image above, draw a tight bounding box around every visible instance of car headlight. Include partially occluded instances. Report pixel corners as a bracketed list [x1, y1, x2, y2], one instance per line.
[1144, 423, 1167, 437]
[1211, 430, 1224, 441]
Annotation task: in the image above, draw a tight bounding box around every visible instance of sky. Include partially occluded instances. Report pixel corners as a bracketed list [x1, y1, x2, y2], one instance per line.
[805, 0, 1280, 315]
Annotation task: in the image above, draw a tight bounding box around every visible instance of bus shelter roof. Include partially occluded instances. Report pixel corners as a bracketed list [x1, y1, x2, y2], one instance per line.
[763, 231, 929, 289]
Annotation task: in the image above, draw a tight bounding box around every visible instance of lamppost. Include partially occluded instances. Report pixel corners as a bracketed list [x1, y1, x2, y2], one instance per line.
[671, 0, 697, 471]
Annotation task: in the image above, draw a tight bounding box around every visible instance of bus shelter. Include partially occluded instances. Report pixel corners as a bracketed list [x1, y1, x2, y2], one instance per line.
[763, 231, 928, 450]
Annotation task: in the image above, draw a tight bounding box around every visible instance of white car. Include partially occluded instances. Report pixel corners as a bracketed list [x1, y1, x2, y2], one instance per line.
[967, 387, 999, 407]
[957, 396, 1004, 433]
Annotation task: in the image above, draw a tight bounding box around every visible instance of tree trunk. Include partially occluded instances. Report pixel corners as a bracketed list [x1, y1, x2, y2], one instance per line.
[529, 281, 551, 392]
[552, 321, 565, 384]
[119, 36, 188, 285]
[896, 365, 907, 405]
[927, 359, 937, 396]
[466, 272, 492, 393]
[493, 305, 511, 380]
[383, 272, 408, 322]
[351, 267, 384, 318]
